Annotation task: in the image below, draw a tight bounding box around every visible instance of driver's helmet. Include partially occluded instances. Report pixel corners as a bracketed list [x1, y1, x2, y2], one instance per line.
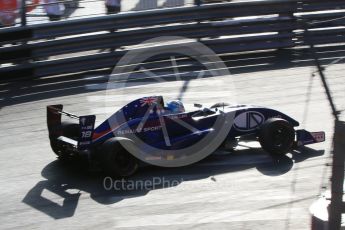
[166, 100, 185, 113]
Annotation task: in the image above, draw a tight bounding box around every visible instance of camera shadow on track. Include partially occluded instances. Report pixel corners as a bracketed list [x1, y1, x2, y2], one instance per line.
[22, 145, 323, 219]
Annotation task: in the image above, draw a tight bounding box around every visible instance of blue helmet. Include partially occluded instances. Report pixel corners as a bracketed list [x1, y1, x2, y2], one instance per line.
[166, 100, 185, 113]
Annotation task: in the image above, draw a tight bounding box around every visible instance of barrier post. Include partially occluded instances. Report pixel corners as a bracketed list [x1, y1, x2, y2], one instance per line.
[329, 120, 345, 230]
[21, 0, 27, 26]
[278, 1, 297, 47]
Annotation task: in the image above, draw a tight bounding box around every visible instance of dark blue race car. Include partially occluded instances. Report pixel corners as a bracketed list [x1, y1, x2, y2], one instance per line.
[47, 96, 325, 177]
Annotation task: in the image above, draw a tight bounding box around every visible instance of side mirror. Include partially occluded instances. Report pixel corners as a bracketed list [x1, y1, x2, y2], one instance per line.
[194, 103, 203, 108]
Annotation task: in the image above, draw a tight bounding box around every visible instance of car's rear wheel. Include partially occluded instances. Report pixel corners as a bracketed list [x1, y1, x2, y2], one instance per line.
[50, 122, 79, 161]
[101, 138, 139, 178]
[259, 118, 295, 155]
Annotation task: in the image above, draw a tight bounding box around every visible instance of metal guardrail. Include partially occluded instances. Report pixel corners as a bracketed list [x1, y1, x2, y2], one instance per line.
[0, 0, 345, 79]
[0, 16, 298, 62]
[0, 0, 298, 42]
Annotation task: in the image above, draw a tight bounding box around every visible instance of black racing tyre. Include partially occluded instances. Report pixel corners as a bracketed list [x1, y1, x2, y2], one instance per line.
[210, 102, 230, 109]
[258, 118, 295, 155]
[50, 122, 79, 159]
[101, 138, 139, 178]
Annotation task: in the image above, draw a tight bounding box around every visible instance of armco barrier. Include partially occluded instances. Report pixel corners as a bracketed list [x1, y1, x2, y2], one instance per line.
[0, 0, 344, 79]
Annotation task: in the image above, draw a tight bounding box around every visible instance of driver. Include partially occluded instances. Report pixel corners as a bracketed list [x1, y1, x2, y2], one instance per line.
[166, 100, 185, 113]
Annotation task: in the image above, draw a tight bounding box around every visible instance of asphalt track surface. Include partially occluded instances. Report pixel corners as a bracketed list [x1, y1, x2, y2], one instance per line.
[1, 44, 345, 229]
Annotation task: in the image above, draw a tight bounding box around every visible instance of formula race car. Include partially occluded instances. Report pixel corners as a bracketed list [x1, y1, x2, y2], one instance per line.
[47, 96, 325, 177]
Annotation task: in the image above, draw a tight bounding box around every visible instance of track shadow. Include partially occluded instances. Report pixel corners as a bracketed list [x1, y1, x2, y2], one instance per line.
[22, 144, 324, 219]
[256, 145, 325, 176]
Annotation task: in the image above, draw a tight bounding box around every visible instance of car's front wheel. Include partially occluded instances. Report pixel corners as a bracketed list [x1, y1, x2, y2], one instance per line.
[259, 118, 295, 155]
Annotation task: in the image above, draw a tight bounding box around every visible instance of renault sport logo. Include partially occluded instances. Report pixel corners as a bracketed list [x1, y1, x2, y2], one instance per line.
[234, 111, 264, 131]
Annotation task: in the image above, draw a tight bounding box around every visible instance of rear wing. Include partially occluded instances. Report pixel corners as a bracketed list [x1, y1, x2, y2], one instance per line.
[47, 104, 96, 150]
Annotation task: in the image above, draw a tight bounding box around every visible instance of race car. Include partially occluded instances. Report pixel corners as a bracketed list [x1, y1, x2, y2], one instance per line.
[47, 96, 325, 177]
